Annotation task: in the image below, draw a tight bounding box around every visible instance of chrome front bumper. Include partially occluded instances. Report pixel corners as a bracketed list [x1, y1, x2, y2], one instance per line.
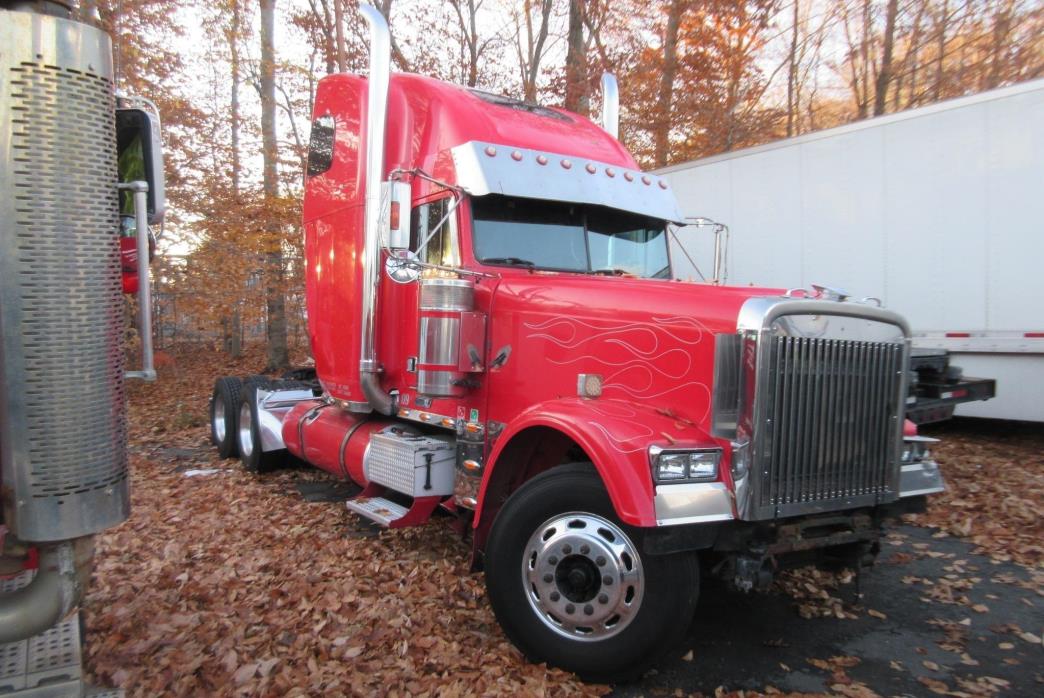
[653, 482, 734, 526]
[654, 458, 944, 527]
[898, 459, 946, 497]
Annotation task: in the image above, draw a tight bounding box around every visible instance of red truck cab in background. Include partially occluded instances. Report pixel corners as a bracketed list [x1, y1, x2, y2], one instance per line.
[209, 3, 944, 681]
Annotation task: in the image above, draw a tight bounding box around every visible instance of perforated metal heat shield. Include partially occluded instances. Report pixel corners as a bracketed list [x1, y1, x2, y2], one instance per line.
[0, 10, 130, 541]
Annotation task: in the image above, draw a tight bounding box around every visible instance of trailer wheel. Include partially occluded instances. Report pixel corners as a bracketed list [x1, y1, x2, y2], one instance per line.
[209, 377, 242, 459]
[237, 383, 285, 473]
[484, 463, 699, 683]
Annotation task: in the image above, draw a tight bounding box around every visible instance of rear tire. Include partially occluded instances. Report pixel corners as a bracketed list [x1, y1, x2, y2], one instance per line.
[484, 463, 699, 683]
[210, 377, 242, 459]
[237, 382, 286, 473]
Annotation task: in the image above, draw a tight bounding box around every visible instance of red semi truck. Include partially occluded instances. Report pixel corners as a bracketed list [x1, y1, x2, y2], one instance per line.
[209, 3, 944, 681]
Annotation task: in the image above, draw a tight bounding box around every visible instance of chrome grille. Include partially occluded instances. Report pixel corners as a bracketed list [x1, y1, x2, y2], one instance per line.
[757, 337, 903, 516]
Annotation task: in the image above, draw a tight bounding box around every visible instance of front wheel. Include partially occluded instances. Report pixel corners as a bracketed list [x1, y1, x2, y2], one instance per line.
[484, 463, 699, 683]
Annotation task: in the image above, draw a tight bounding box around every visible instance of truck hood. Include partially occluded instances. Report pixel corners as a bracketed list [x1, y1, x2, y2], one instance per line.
[485, 274, 784, 431]
[494, 273, 782, 336]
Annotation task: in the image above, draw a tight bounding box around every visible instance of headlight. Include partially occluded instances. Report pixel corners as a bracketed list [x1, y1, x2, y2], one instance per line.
[650, 447, 722, 484]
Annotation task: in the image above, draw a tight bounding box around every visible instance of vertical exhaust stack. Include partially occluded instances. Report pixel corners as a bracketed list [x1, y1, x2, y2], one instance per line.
[0, 5, 128, 641]
[357, 2, 395, 415]
[601, 73, 619, 140]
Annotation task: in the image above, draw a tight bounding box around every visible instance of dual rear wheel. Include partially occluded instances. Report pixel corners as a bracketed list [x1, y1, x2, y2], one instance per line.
[209, 377, 242, 459]
[209, 375, 282, 472]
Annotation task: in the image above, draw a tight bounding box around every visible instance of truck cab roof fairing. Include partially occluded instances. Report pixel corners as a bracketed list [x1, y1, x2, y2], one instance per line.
[451, 141, 686, 224]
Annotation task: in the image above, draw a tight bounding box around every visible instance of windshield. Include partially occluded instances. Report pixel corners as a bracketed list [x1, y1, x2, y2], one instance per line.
[471, 195, 671, 278]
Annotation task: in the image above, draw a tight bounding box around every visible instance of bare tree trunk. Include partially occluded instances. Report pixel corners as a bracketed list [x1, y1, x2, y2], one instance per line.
[334, 0, 346, 72]
[377, 0, 412, 71]
[786, 0, 800, 136]
[653, 0, 683, 167]
[519, 0, 553, 102]
[565, 0, 589, 115]
[230, 0, 243, 198]
[228, 0, 244, 359]
[905, 3, 927, 108]
[450, 0, 482, 87]
[305, 0, 336, 74]
[260, 0, 288, 370]
[464, 0, 479, 87]
[858, 0, 871, 119]
[986, 1, 1015, 89]
[873, 0, 899, 116]
[934, 0, 950, 100]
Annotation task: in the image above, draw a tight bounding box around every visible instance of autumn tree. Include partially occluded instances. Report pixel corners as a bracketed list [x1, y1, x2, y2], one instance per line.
[124, 0, 1043, 361]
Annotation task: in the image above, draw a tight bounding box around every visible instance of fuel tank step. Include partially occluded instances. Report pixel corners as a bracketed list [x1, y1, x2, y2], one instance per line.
[345, 496, 409, 527]
[345, 485, 444, 529]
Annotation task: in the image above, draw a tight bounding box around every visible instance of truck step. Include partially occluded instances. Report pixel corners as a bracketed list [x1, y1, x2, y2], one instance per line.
[0, 572, 124, 697]
[346, 496, 409, 526]
[345, 487, 444, 529]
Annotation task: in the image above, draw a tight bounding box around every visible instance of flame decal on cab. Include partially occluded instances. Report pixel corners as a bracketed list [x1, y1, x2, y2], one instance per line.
[524, 315, 713, 420]
[584, 401, 653, 454]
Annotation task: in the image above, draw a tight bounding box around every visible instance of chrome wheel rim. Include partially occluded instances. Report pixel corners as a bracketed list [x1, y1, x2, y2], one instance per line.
[213, 398, 226, 443]
[238, 401, 254, 458]
[522, 512, 644, 641]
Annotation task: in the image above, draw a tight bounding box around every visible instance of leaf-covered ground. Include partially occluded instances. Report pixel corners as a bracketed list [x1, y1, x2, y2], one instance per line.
[911, 418, 1044, 568]
[83, 346, 1043, 696]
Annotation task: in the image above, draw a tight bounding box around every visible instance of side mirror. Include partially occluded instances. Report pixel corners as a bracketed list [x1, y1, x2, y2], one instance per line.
[382, 180, 412, 249]
[116, 97, 165, 225]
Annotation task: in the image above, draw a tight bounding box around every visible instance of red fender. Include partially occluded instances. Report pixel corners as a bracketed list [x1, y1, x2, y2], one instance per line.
[474, 397, 727, 529]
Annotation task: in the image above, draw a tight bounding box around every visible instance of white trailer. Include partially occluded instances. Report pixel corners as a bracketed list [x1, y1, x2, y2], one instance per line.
[659, 79, 1044, 422]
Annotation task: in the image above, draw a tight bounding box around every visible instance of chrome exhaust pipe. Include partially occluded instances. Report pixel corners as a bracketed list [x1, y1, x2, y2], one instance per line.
[601, 73, 619, 139]
[0, 538, 92, 643]
[357, 2, 395, 415]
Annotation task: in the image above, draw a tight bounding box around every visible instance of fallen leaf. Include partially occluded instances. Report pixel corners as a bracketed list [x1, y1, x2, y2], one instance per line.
[233, 663, 258, 685]
[917, 676, 951, 695]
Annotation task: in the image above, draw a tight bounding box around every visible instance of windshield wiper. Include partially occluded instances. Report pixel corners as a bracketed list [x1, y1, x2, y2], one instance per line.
[590, 267, 634, 276]
[480, 256, 536, 268]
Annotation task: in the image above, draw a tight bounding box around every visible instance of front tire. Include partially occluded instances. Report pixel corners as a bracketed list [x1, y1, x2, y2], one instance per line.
[484, 463, 699, 683]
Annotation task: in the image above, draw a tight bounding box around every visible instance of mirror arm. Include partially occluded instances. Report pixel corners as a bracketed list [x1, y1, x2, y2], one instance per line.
[119, 181, 156, 381]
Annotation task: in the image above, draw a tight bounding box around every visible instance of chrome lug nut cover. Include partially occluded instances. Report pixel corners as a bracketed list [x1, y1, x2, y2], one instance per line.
[522, 512, 644, 641]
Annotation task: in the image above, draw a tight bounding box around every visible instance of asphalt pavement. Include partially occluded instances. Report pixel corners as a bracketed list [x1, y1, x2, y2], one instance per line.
[615, 525, 1043, 696]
